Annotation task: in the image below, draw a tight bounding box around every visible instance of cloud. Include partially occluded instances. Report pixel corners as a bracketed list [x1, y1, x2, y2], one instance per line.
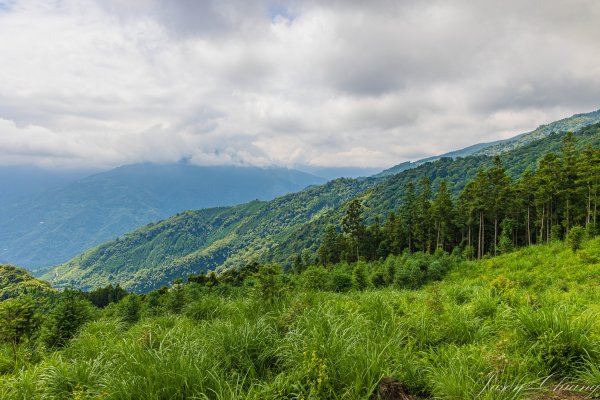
[0, 0, 599, 169]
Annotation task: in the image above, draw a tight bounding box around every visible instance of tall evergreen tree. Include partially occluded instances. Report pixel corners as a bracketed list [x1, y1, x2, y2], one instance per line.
[342, 199, 366, 260]
[432, 180, 454, 251]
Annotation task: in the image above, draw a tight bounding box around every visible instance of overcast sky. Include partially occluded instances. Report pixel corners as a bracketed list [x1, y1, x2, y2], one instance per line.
[0, 0, 599, 170]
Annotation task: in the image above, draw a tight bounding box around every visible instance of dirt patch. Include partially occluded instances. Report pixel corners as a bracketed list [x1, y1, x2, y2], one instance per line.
[370, 378, 417, 400]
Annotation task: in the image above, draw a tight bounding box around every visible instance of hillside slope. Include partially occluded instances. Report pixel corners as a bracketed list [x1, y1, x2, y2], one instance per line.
[45, 122, 600, 292]
[44, 177, 377, 291]
[377, 108, 600, 177]
[0, 164, 324, 268]
[0, 264, 53, 300]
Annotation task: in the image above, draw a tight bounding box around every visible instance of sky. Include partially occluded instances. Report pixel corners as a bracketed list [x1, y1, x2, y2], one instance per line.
[0, 0, 599, 170]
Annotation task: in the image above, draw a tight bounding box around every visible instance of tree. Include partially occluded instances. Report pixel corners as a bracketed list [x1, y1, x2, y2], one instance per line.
[117, 294, 141, 324]
[167, 279, 186, 313]
[471, 170, 491, 258]
[0, 295, 38, 362]
[560, 132, 579, 232]
[42, 290, 93, 348]
[432, 180, 455, 251]
[488, 157, 512, 256]
[414, 177, 433, 252]
[566, 225, 585, 252]
[498, 218, 515, 254]
[253, 264, 286, 303]
[401, 182, 417, 252]
[342, 199, 365, 260]
[352, 262, 369, 290]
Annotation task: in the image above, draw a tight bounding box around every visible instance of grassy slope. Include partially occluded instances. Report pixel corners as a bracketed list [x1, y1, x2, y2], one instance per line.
[45, 123, 600, 292]
[3, 239, 599, 399]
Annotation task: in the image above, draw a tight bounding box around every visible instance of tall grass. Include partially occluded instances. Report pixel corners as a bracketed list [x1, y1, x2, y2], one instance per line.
[0, 239, 599, 399]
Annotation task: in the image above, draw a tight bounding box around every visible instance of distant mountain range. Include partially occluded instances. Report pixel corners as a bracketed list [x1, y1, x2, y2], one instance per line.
[0, 164, 324, 268]
[376, 108, 600, 177]
[0, 166, 98, 206]
[42, 112, 600, 292]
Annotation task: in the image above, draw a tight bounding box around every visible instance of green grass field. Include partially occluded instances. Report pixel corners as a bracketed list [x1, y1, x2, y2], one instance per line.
[1, 239, 599, 399]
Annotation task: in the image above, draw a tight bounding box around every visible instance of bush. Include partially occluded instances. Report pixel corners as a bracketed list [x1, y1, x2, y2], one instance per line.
[183, 297, 223, 321]
[329, 271, 353, 292]
[566, 226, 585, 252]
[352, 262, 369, 290]
[42, 291, 94, 348]
[116, 294, 141, 324]
[302, 266, 330, 291]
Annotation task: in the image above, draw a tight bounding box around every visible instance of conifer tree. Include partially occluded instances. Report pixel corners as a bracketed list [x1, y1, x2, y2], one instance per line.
[432, 179, 454, 251]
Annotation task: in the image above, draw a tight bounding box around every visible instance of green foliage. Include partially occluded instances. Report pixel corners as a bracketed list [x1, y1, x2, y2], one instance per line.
[116, 294, 141, 324]
[302, 266, 330, 291]
[41, 290, 94, 348]
[0, 264, 53, 301]
[352, 262, 369, 290]
[515, 306, 598, 375]
[0, 296, 38, 362]
[566, 225, 586, 252]
[1, 239, 600, 398]
[252, 264, 287, 303]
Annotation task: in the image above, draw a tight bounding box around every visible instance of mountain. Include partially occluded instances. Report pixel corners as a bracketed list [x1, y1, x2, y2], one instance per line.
[0, 166, 98, 206]
[0, 164, 325, 269]
[376, 108, 600, 177]
[301, 166, 383, 180]
[43, 120, 600, 292]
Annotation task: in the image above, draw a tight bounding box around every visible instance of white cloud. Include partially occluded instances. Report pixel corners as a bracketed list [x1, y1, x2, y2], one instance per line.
[0, 0, 598, 169]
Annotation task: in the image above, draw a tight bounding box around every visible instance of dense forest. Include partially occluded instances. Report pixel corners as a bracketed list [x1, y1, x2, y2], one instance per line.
[312, 132, 599, 267]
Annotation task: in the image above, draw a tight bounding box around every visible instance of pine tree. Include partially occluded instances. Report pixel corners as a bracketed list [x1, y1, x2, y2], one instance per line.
[318, 225, 340, 266]
[487, 157, 512, 255]
[432, 179, 454, 251]
[415, 177, 433, 253]
[342, 199, 366, 260]
[401, 182, 417, 252]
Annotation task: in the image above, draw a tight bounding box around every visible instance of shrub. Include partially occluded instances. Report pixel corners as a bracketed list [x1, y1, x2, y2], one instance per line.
[183, 297, 223, 321]
[566, 226, 585, 252]
[116, 294, 141, 324]
[42, 291, 94, 348]
[352, 262, 369, 290]
[329, 271, 353, 292]
[302, 266, 330, 291]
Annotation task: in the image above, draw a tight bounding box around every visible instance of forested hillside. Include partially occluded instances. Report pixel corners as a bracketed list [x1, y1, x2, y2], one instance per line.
[45, 177, 378, 291]
[0, 265, 53, 301]
[0, 165, 324, 268]
[45, 122, 600, 292]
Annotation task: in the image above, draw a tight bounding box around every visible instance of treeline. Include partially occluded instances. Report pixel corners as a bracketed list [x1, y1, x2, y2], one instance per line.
[313, 132, 599, 266]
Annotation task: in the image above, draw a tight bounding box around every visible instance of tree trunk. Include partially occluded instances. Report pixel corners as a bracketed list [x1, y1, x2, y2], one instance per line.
[527, 204, 531, 246]
[494, 216, 498, 256]
[539, 205, 545, 243]
[587, 184, 592, 226]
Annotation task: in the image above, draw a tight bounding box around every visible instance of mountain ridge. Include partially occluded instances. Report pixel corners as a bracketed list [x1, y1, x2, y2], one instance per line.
[0, 164, 325, 268]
